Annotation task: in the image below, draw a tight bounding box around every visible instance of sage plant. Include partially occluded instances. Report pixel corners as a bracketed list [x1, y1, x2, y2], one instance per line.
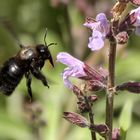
[57, 0, 140, 140]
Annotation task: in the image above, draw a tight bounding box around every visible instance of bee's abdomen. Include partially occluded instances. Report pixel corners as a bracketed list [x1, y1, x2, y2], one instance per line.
[0, 72, 23, 95]
[0, 58, 24, 95]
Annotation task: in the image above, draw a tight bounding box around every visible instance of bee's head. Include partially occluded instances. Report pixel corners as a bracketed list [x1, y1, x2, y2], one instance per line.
[36, 44, 54, 67]
[35, 28, 57, 67]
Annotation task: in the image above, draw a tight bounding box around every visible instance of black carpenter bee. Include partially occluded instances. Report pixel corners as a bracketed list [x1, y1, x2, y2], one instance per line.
[0, 24, 55, 101]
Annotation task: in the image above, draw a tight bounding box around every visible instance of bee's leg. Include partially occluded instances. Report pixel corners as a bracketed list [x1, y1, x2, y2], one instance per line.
[25, 72, 33, 101]
[31, 68, 49, 88]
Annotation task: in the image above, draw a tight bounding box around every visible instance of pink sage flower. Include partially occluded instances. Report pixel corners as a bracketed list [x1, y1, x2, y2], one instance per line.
[84, 13, 109, 51]
[57, 52, 107, 90]
[57, 52, 87, 89]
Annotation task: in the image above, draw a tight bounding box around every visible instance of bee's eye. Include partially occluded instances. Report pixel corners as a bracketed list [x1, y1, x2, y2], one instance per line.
[40, 48, 45, 53]
[36, 45, 46, 53]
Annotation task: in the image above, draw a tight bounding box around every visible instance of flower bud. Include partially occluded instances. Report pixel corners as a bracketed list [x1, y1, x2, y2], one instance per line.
[63, 112, 89, 128]
[72, 85, 84, 101]
[119, 7, 140, 36]
[89, 124, 109, 137]
[130, 0, 140, 6]
[115, 31, 129, 44]
[88, 95, 98, 102]
[116, 81, 140, 93]
[112, 128, 120, 140]
[119, 12, 136, 32]
[87, 80, 106, 92]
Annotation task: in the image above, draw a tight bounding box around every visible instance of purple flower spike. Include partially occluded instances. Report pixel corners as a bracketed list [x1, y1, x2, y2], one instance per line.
[57, 52, 86, 89]
[84, 13, 109, 51]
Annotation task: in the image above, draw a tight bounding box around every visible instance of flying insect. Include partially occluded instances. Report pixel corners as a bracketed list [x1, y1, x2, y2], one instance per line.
[0, 22, 55, 101]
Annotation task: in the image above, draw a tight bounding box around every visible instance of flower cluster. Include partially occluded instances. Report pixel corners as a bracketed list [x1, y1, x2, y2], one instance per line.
[83, 13, 109, 51]
[56, 2, 140, 139]
[57, 52, 108, 136]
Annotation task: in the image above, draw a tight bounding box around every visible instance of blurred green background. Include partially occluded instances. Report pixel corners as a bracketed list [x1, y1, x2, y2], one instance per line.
[0, 0, 140, 140]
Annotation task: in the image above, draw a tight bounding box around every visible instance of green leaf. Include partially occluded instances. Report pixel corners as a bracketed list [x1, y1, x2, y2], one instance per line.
[119, 99, 133, 140]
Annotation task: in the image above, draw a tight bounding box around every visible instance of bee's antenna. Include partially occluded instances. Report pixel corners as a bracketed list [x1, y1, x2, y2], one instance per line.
[44, 27, 57, 47]
[48, 42, 57, 47]
[44, 28, 48, 46]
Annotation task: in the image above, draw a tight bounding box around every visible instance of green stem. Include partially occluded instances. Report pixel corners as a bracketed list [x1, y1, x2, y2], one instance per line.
[105, 41, 116, 140]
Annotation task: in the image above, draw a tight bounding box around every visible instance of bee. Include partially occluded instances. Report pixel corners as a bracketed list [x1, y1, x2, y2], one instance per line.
[0, 23, 55, 101]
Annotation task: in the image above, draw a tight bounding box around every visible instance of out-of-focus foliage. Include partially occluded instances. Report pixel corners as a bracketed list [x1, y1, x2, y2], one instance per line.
[0, 0, 140, 140]
[119, 99, 133, 140]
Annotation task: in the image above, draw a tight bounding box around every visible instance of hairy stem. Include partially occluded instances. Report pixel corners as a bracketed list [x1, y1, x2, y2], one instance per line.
[105, 41, 116, 140]
[84, 96, 96, 140]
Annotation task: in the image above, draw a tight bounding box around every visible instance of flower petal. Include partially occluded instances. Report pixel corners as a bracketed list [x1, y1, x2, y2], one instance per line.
[83, 21, 100, 30]
[57, 52, 84, 68]
[96, 13, 107, 22]
[62, 67, 73, 89]
[88, 31, 104, 51]
[62, 66, 86, 89]
[96, 13, 109, 35]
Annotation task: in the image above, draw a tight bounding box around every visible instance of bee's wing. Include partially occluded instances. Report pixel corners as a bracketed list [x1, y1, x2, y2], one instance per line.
[0, 18, 23, 48]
